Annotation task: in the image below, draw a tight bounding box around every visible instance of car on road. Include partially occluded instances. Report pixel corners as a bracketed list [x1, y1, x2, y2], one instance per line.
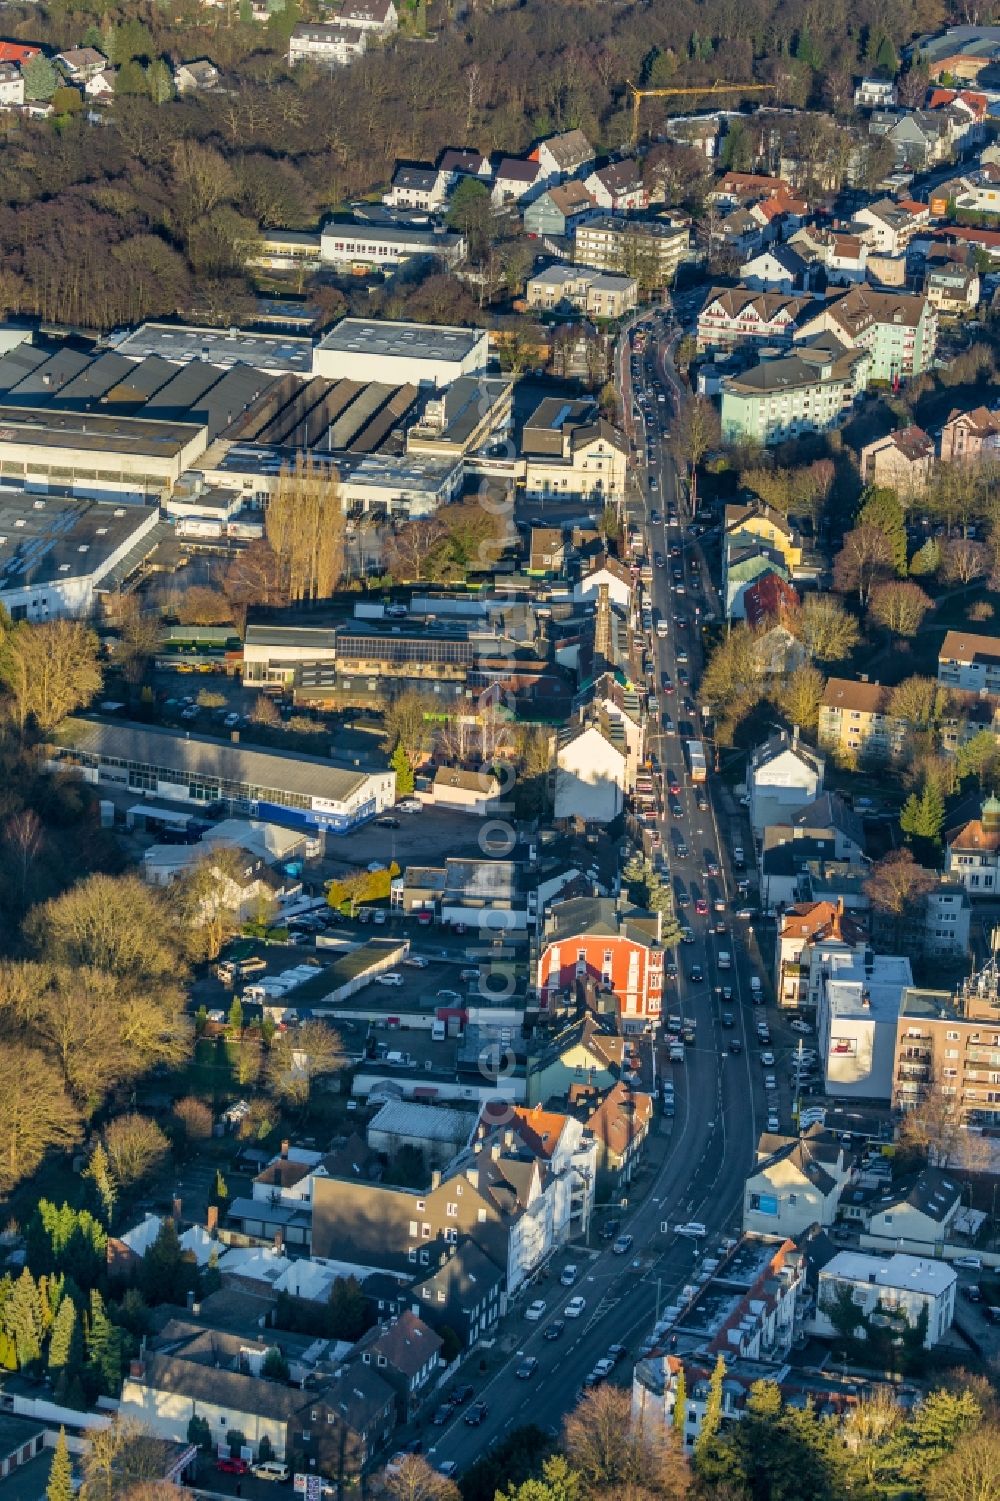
[767, 1112, 780, 1130]
[677, 668, 690, 686]
[790, 1020, 812, 1034]
[587, 1357, 616, 1384]
[464, 1402, 489, 1426]
[223, 712, 240, 730]
[722, 1012, 734, 1027]
[398, 798, 422, 812]
[613, 1234, 634, 1255]
[403, 956, 428, 967]
[437, 989, 461, 1002]
[729, 1038, 743, 1054]
[654, 552, 665, 568]
[953, 1255, 984, 1270]
[602, 1218, 620, 1240]
[560, 1264, 578, 1286]
[525, 1299, 546, 1320]
[695, 897, 709, 916]
[668, 777, 681, 795]
[963, 1285, 984, 1303]
[663, 676, 674, 693]
[764, 1074, 777, 1091]
[706, 860, 720, 877]
[376, 816, 400, 829]
[217, 1459, 250, 1476]
[544, 1319, 565, 1340]
[432, 1405, 453, 1425]
[760, 1051, 775, 1066]
[516, 1357, 539, 1379]
[376, 973, 403, 987]
[675, 1221, 706, 1239]
[438, 1463, 458, 1479]
[650, 510, 661, 523]
[608, 1343, 627, 1363]
[565, 1296, 586, 1318]
[689, 964, 704, 982]
[450, 1385, 474, 1405]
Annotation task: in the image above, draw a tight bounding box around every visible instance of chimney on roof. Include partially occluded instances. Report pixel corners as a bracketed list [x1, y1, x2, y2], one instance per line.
[431, 1169, 442, 1190]
[274, 1229, 284, 1253]
[281, 1139, 290, 1160]
[207, 1204, 219, 1236]
[173, 1197, 182, 1225]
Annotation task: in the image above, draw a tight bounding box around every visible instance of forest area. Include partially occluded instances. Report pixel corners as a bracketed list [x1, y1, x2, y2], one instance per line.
[0, 0, 960, 329]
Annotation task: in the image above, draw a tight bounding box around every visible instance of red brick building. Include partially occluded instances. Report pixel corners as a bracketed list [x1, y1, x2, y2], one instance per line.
[536, 896, 663, 1030]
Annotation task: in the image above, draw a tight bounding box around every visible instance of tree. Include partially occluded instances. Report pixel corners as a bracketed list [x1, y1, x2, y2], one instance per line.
[0, 1044, 80, 1195]
[172, 849, 247, 962]
[672, 396, 719, 511]
[267, 1020, 344, 1105]
[391, 744, 415, 797]
[265, 456, 345, 603]
[956, 728, 1000, 788]
[22, 55, 59, 101]
[942, 537, 988, 586]
[888, 675, 949, 730]
[377, 1454, 460, 1501]
[85, 1289, 123, 1398]
[498, 1457, 581, 1501]
[695, 1353, 726, 1458]
[6, 1269, 44, 1369]
[173, 586, 234, 627]
[138, 1219, 195, 1307]
[187, 1416, 212, 1452]
[48, 1431, 73, 1501]
[563, 1385, 687, 1496]
[26, 874, 182, 982]
[0, 619, 103, 735]
[383, 518, 446, 583]
[777, 664, 825, 732]
[833, 525, 895, 606]
[790, 594, 860, 665]
[869, 579, 933, 637]
[864, 851, 936, 947]
[700, 625, 766, 737]
[384, 690, 436, 763]
[85, 1144, 116, 1224]
[672, 1365, 687, 1442]
[858, 486, 907, 573]
[82, 1418, 170, 1501]
[103, 1114, 169, 1190]
[327, 1276, 369, 1341]
[909, 537, 942, 578]
[171, 1097, 213, 1147]
[900, 780, 945, 845]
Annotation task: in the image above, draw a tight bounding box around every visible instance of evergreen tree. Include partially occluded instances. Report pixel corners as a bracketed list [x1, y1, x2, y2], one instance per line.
[146, 59, 174, 104]
[858, 487, 907, 576]
[85, 1289, 123, 1397]
[672, 1366, 687, 1441]
[696, 1354, 726, 1456]
[86, 1145, 117, 1226]
[139, 1219, 193, 1307]
[228, 996, 243, 1034]
[47, 1295, 78, 1374]
[22, 55, 58, 101]
[6, 1270, 43, 1369]
[390, 744, 415, 797]
[47, 1430, 72, 1501]
[900, 782, 944, 845]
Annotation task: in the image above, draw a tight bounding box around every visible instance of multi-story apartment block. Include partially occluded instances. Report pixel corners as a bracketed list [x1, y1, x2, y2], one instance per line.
[858, 425, 934, 497]
[525, 265, 637, 319]
[817, 677, 906, 762]
[573, 216, 689, 287]
[720, 338, 869, 445]
[939, 405, 1000, 463]
[696, 287, 807, 355]
[895, 956, 1000, 1128]
[812, 1251, 956, 1349]
[816, 951, 913, 1101]
[945, 795, 1000, 893]
[536, 895, 664, 1031]
[774, 898, 868, 1009]
[288, 22, 368, 68]
[795, 285, 937, 383]
[938, 628, 1000, 697]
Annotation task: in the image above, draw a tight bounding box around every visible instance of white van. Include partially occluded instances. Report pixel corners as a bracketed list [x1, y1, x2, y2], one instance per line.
[717, 950, 732, 970]
[431, 1020, 446, 1041]
[750, 975, 762, 996]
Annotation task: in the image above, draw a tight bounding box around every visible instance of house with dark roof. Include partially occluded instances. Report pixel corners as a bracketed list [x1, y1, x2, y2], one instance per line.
[534, 130, 595, 183]
[536, 896, 664, 1031]
[585, 1081, 653, 1195]
[865, 1168, 962, 1251]
[385, 163, 448, 212]
[525, 1011, 625, 1105]
[584, 158, 646, 212]
[739, 243, 811, 292]
[409, 1241, 504, 1347]
[749, 728, 825, 837]
[818, 676, 908, 762]
[794, 284, 937, 381]
[492, 157, 543, 206]
[859, 424, 934, 496]
[697, 286, 807, 355]
[743, 1126, 852, 1237]
[349, 1311, 442, 1421]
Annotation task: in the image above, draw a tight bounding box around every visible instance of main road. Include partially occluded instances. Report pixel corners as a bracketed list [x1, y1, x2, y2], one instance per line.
[425, 314, 762, 1474]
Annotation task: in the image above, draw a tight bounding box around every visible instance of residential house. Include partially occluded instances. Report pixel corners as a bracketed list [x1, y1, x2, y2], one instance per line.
[853, 198, 924, 256]
[55, 46, 108, 81]
[859, 425, 934, 496]
[774, 792, 867, 863]
[574, 553, 633, 612]
[350, 1312, 442, 1422]
[437, 149, 492, 186]
[0, 42, 40, 66]
[85, 68, 115, 99]
[330, 0, 398, 33]
[818, 677, 905, 762]
[927, 87, 990, 147]
[584, 159, 647, 212]
[431, 767, 501, 817]
[761, 833, 856, 913]
[869, 874, 971, 959]
[894, 953, 1000, 1126]
[938, 405, 1000, 462]
[749, 728, 825, 838]
[817, 950, 913, 1101]
[492, 158, 543, 206]
[696, 287, 807, 356]
[743, 573, 803, 670]
[409, 1240, 504, 1347]
[385, 165, 448, 212]
[173, 58, 220, 91]
[0, 62, 24, 107]
[714, 205, 766, 259]
[743, 1127, 852, 1236]
[536, 895, 664, 1030]
[812, 1250, 956, 1349]
[525, 1012, 625, 1105]
[573, 216, 689, 288]
[534, 130, 595, 184]
[720, 337, 869, 445]
[953, 174, 1000, 217]
[395, 856, 530, 930]
[926, 260, 981, 315]
[484, 1101, 599, 1242]
[521, 397, 628, 505]
[555, 720, 628, 824]
[945, 794, 1000, 893]
[525, 264, 637, 319]
[709, 171, 795, 209]
[938, 628, 1000, 695]
[774, 898, 868, 1010]
[739, 244, 810, 292]
[288, 23, 368, 68]
[585, 1081, 653, 1197]
[855, 76, 897, 108]
[788, 227, 869, 285]
[865, 1169, 962, 1253]
[523, 183, 597, 239]
[301, 1366, 397, 1481]
[867, 111, 950, 172]
[725, 547, 791, 621]
[794, 285, 937, 382]
[724, 501, 804, 575]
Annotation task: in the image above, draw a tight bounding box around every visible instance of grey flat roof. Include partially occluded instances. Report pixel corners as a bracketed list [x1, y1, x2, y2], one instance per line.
[321, 223, 464, 250]
[0, 405, 202, 458]
[110, 322, 314, 375]
[215, 443, 461, 491]
[317, 318, 483, 362]
[53, 715, 383, 804]
[245, 624, 339, 650]
[0, 494, 155, 591]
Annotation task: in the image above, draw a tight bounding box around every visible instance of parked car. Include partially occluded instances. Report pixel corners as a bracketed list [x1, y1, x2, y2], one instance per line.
[953, 1255, 984, 1270]
[450, 1385, 474, 1405]
[253, 1463, 290, 1483]
[560, 1264, 578, 1286]
[376, 973, 403, 987]
[217, 1459, 250, 1476]
[375, 816, 400, 829]
[790, 1019, 812, 1034]
[431, 1405, 453, 1425]
[613, 1234, 634, 1255]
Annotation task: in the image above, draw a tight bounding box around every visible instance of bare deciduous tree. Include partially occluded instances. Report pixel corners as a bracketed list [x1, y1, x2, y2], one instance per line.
[265, 456, 345, 602]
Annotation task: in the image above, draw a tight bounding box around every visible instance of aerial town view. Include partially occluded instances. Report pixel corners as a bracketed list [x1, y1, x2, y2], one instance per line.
[0, 1, 1000, 1499]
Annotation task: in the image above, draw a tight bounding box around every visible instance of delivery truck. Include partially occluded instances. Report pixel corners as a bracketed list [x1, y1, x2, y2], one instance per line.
[686, 739, 707, 784]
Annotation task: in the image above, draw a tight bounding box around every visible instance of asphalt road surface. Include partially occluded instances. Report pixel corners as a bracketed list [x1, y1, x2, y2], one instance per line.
[424, 314, 766, 1475]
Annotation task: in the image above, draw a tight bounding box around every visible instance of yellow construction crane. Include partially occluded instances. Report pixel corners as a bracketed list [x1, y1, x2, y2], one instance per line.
[626, 79, 771, 147]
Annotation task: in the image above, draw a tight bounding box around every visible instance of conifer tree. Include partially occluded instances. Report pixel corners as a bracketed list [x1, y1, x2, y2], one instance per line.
[47, 1430, 72, 1501]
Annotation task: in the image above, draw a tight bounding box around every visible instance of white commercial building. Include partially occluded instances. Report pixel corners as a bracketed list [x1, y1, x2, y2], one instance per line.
[319, 222, 466, 272]
[816, 951, 913, 1101]
[312, 319, 488, 389]
[0, 494, 162, 620]
[812, 1250, 956, 1349]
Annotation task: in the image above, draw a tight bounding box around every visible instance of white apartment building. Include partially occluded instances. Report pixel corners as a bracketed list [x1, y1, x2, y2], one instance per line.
[287, 23, 368, 68]
[812, 1251, 956, 1349]
[749, 729, 825, 837]
[938, 628, 1000, 698]
[816, 951, 913, 1101]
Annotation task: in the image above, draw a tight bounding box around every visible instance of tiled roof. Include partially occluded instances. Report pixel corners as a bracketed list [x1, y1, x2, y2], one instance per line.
[821, 677, 889, 715]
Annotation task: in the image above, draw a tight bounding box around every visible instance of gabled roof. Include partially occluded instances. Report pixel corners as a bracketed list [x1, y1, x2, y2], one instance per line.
[535, 129, 593, 172]
[587, 1082, 652, 1157]
[939, 626, 1000, 664]
[590, 159, 643, 194]
[507, 1103, 573, 1158]
[352, 1310, 442, 1376]
[0, 41, 40, 63]
[880, 423, 934, 461]
[495, 157, 540, 184]
[788, 791, 866, 849]
[700, 286, 806, 324]
[941, 406, 1000, 438]
[743, 571, 798, 629]
[547, 181, 597, 214]
[821, 676, 889, 715]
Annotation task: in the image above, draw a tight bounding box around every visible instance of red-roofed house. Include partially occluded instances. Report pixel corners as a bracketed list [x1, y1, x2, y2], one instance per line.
[744, 571, 799, 631]
[0, 41, 40, 64]
[744, 574, 804, 676]
[945, 796, 1000, 893]
[776, 898, 868, 1008]
[586, 1081, 652, 1196]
